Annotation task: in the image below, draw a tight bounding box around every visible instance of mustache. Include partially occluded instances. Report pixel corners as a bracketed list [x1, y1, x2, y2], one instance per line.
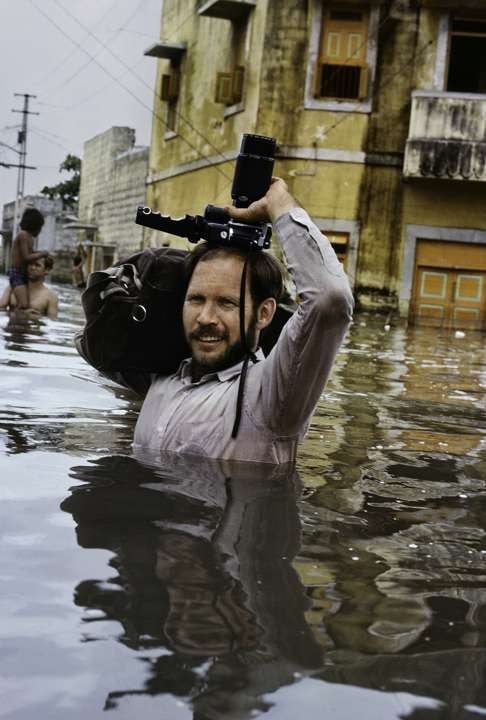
[189, 326, 228, 341]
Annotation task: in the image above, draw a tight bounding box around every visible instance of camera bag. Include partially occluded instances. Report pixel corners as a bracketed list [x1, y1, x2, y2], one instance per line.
[75, 247, 190, 374]
[75, 246, 294, 376]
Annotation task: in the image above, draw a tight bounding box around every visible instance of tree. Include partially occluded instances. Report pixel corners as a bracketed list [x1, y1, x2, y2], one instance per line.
[40, 154, 81, 208]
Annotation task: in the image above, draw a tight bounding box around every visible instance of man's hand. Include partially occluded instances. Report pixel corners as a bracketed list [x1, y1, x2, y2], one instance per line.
[225, 177, 299, 225]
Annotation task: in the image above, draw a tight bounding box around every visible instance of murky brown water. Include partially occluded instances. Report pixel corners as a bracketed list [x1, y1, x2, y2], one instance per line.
[1, 278, 485, 719]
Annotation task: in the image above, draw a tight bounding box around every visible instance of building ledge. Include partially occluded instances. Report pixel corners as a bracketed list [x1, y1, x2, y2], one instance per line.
[413, 89, 486, 102]
[197, 0, 256, 20]
[143, 42, 187, 61]
[63, 221, 98, 230]
[404, 139, 486, 180]
[404, 91, 486, 181]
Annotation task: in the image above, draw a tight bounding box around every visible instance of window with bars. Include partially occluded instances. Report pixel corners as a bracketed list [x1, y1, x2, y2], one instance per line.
[447, 17, 486, 94]
[315, 6, 370, 101]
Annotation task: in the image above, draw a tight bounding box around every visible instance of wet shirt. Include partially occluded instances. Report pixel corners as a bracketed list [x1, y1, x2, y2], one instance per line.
[133, 208, 354, 464]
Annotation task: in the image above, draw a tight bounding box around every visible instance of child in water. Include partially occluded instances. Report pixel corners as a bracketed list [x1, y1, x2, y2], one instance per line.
[9, 207, 48, 310]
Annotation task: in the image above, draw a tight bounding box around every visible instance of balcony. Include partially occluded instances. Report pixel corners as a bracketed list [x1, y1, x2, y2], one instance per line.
[403, 91, 486, 181]
[197, 0, 256, 20]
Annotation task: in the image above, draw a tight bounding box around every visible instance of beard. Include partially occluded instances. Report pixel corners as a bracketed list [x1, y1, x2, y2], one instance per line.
[189, 315, 258, 378]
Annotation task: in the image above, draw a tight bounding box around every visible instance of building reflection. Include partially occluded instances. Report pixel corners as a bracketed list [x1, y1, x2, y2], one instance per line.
[56, 315, 486, 716]
[61, 453, 323, 718]
[292, 315, 486, 701]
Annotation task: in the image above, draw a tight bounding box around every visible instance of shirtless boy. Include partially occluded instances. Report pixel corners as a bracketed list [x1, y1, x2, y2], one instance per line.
[9, 207, 48, 310]
[0, 255, 58, 319]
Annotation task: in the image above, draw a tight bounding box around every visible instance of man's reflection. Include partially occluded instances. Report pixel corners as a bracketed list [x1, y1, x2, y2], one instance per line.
[61, 453, 322, 718]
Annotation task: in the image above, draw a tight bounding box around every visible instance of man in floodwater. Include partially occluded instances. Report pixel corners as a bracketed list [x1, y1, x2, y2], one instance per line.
[80, 178, 354, 463]
[0, 255, 59, 319]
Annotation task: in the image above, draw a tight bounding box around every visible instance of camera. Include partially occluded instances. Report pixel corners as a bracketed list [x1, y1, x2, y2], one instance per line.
[135, 133, 277, 251]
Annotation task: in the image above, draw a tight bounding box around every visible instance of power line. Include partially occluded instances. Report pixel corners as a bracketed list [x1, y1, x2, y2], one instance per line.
[40, 0, 147, 99]
[322, 39, 434, 141]
[30, 126, 72, 152]
[32, 0, 122, 90]
[0, 141, 21, 156]
[28, 0, 234, 186]
[38, 5, 199, 113]
[50, 0, 233, 172]
[11, 94, 39, 238]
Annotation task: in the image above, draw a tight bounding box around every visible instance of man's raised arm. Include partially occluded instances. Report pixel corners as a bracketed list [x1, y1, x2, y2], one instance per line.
[227, 178, 354, 437]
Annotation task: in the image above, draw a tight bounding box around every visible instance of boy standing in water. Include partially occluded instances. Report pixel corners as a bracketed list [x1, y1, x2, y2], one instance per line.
[9, 207, 48, 310]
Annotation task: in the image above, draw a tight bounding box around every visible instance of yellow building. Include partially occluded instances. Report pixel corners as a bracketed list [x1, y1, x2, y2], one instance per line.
[144, 0, 486, 330]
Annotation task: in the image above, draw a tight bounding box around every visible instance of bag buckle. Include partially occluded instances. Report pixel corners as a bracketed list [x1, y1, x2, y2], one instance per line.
[132, 304, 147, 323]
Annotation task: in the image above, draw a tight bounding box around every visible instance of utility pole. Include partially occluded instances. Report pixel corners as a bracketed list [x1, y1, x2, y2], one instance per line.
[11, 93, 39, 239]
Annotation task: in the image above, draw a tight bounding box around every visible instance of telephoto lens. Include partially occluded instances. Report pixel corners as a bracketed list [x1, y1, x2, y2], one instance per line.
[231, 133, 277, 208]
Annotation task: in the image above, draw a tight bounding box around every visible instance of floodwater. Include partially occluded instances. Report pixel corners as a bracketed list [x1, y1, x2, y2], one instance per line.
[1, 277, 486, 720]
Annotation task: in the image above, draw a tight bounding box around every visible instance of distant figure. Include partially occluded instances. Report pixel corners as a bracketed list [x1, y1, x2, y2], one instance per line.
[0, 255, 59, 319]
[72, 252, 86, 289]
[8, 207, 49, 310]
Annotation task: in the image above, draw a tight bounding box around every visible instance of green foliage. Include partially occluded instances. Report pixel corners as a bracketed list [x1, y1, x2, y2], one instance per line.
[40, 154, 81, 208]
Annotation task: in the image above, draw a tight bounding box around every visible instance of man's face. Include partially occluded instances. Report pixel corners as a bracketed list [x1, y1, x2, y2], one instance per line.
[183, 253, 256, 376]
[27, 258, 47, 282]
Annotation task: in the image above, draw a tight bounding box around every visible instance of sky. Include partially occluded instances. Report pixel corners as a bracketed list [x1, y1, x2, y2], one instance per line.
[0, 0, 164, 218]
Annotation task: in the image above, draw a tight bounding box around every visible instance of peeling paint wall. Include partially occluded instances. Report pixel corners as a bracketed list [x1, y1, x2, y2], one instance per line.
[147, 0, 486, 316]
[79, 127, 148, 258]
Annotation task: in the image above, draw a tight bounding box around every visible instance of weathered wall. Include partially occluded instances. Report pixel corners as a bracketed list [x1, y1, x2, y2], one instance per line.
[146, 0, 271, 235]
[79, 127, 148, 258]
[106, 146, 149, 257]
[79, 127, 135, 232]
[146, 0, 486, 316]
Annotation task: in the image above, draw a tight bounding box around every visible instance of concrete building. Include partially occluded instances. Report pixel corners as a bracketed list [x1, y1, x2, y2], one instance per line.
[1, 195, 78, 282]
[143, 0, 486, 330]
[77, 127, 149, 273]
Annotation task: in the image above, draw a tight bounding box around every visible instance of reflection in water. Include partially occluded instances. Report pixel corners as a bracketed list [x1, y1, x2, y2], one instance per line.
[1, 280, 486, 719]
[61, 454, 322, 718]
[0, 284, 139, 456]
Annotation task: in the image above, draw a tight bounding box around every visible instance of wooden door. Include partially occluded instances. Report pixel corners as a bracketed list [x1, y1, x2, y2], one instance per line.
[410, 240, 486, 330]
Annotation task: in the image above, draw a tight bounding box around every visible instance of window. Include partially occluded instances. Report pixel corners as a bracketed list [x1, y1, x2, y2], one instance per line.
[215, 19, 248, 107]
[447, 17, 486, 94]
[161, 63, 181, 133]
[215, 66, 245, 105]
[315, 7, 369, 101]
[324, 231, 349, 268]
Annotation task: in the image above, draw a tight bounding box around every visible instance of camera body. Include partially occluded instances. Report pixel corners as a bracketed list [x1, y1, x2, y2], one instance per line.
[231, 133, 276, 208]
[135, 133, 277, 251]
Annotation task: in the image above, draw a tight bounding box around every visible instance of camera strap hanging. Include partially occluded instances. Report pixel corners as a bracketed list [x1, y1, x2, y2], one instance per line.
[231, 254, 257, 439]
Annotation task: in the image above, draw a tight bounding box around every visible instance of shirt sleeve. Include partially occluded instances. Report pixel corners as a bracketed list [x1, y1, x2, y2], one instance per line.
[259, 208, 354, 436]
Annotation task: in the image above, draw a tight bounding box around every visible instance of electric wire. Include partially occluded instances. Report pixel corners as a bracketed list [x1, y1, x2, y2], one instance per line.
[38, 4, 199, 112]
[40, 0, 147, 98]
[28, 0, 234, 185]
[32, 0, 122, 89]
[321, 39, 435, 140]
[49, 0, 234, 171]
[25, 2, 438, 214]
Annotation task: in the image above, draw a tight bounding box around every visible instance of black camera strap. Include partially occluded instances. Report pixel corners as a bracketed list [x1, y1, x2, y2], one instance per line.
[231, 254, 257, 439]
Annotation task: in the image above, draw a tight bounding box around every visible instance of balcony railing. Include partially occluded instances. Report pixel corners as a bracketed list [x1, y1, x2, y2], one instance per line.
[403, 91, 486, 181]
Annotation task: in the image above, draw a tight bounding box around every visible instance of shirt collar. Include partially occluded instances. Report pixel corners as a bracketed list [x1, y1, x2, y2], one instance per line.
[176, 348, 265, 384]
